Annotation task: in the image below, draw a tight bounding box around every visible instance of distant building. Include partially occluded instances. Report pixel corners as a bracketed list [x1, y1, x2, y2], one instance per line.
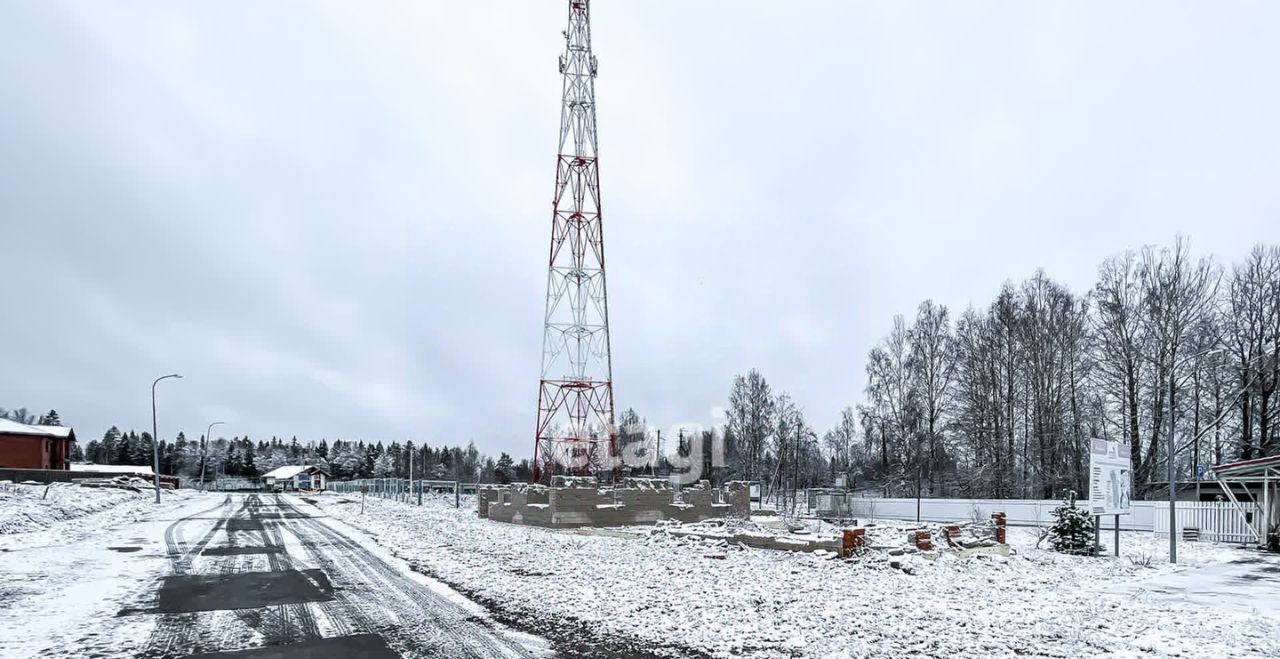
[0, 419, 76, 470]
[262, 465, 330, 491]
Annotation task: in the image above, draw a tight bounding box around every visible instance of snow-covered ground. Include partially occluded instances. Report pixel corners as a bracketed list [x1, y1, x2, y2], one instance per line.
[0, 480, 192, 549]
[0, 487, 210, 658]
[313, 493, 1280, 659]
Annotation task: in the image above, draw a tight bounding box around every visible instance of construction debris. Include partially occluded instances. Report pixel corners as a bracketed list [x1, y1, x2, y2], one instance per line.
[72, 476, 168, 492]
[648, 513, 1009, 564]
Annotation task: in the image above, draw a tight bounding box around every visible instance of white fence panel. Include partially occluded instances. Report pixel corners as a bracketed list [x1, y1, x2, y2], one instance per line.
[841, 497, 1256, 542]
[844, 497, 1152, 529]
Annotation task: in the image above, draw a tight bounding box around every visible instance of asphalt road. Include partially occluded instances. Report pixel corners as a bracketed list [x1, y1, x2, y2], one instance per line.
[1, 492, 550, 659]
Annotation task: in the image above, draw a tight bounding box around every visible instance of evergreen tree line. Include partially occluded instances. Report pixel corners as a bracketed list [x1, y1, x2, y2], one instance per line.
[0, 410, 532, 484]
[78, 429, 536, 484]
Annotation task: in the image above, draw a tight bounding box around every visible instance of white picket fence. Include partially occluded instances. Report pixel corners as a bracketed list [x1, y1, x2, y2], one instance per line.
[1150, 501, 1262, 543]
[820, 496, 1262, 543]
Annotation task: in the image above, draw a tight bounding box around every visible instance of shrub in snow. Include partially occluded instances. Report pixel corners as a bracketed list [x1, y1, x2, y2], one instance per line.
[1048, 491, 1097, 556]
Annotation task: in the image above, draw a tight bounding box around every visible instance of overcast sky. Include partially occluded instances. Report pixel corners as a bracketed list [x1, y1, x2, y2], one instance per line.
[2, 1, 1277, 457]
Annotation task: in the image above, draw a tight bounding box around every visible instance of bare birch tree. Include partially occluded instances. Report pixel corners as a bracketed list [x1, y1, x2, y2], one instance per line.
[727, 369, 775, 481]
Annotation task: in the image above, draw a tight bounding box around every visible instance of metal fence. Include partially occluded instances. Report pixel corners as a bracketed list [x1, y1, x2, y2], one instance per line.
[805, 489, 860, 519]
[329, 478, 466, 507]
[206, 477, 263, 492]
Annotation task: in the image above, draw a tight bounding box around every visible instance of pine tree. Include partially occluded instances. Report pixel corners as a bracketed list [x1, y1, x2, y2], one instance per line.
[38, 409, 62, 426]
[128, 432, 152, 466]
[243, 443, 257, 476]
[172, 432, 194, 476]
[332, 445, 362, 478]
[495, 452, 514, 484]
[373, 452, 394, 477]
[362, 443, 377, 478]
[464, 441, 480, 482]
[389, 442, 404, 477]
[121, 431, 133, 463]
[100, 427, 122, 464]
[158, 440, 172, 474]
[1049, 491, 1098, 556]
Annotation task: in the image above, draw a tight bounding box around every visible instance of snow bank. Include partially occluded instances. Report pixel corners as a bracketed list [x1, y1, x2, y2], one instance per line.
[0, 480, 189, 544]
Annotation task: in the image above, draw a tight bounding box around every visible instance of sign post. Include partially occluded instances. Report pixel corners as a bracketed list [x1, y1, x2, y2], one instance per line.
[1088, 439, 1132, 555]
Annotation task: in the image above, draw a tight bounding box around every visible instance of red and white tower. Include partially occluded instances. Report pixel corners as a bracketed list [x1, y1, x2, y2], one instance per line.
[533, 0, 616, 481]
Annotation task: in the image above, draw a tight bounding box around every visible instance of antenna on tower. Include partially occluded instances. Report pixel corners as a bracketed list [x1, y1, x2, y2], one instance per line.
[532, 0, 617, 483]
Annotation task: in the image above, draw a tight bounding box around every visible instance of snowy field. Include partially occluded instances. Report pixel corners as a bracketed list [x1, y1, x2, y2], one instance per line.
[0, 480, 191, 549]
[0, 483, 203, 658]
[312, 493, 1280, 659]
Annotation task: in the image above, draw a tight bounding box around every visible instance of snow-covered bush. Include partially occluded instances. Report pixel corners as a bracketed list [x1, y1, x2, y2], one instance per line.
[1048, 491, 1097, 556]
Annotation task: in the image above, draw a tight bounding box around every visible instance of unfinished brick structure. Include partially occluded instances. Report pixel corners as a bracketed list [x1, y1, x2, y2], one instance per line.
[909, 530, 934, 551]
[479, 477, 750, 528]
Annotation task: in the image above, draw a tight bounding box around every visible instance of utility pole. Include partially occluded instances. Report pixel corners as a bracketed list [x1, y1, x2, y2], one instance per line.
[151, 373, 182, 503]
[531, 0, 617, 483]
[1168, 361, 1178, 563]
[654, 429, 662, 477]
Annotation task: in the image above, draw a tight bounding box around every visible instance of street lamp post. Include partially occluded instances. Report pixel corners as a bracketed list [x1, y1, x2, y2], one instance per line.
[200, 421, 225, 492]
[151, 373, 183, 503]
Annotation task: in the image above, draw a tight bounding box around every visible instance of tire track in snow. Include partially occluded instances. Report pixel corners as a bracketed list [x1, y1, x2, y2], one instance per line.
[129, 493, 546, 658]
[273, 495, 538, 659]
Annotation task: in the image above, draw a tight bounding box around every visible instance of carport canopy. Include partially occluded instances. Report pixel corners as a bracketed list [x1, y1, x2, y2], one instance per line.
[1209, 454, 1280, 545]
